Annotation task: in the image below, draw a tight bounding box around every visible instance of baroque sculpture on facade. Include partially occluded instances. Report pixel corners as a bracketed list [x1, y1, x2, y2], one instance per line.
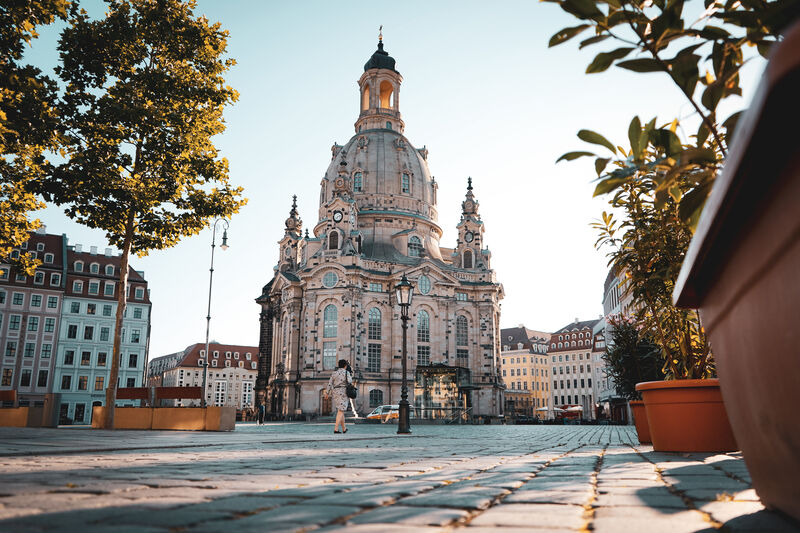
[255, 37, 504, 420]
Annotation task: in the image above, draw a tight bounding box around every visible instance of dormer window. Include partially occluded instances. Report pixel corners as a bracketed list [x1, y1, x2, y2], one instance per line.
[44, 253, 54, 263]
[401, 172, 410, 193]
[408, 236, 422, 257]
[36, 243, 45, 252]
[353, 171, 363, 192]
[90, 263, 99, 274]
[74, 261, 83, 272]
[105, 265, 114, 275]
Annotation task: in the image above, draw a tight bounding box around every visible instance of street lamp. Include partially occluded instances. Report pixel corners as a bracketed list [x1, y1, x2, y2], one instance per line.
[394, 274, 414, 434]
[202, 218, 229, 409]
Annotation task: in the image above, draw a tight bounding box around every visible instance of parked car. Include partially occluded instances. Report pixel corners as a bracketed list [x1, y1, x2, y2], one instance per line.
[366, 405, 399, 421]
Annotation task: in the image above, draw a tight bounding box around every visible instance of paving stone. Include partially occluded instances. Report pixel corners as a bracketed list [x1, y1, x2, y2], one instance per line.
[696, 501, 766, 523]
[105, 508, 230, 528]
[398, 485, 508, 510]
[469, 503, 585, 528]
[347, 504, 468, 526]
[594, 488, 686, 509]
[181, 495, 301, 513]
[504, 489, 589, 504]
[662, 475, 749, 490]
[682, 488, 760, 502]
[592, 506, 713, 533]
[517, 478, 593, 492]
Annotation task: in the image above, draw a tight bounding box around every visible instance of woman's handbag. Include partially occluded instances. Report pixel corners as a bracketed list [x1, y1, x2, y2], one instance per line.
[346, 383, 358, 399]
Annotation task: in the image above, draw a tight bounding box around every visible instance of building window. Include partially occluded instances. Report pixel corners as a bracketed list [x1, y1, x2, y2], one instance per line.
[126, 377, 136, 387]
[417, 345, 430, 366]
[105, 265, 114, 275]
[214, 381, 226, 406]
[0, 290, 4, 304]
[84, 326, 94, 340]
[60, 375, 71, 390]
[97, 352, 107, 367]
[417, 310, 430, 342]
[129, 353, 138, 368]
[368, 282, 382, 292]
[50, 273, 61, 286]
[456, 348, 469, 363]
[463, 250, 473, 269]
[323, 304, 337, 337]
[24, 342, 36, 357]
[47, 296, 58, 308]
[100, 327, 109, 341]
[104, 282, 114, 296]
[367, 343, 381, 372]
[417, 275, 431, 295]
[131, 329, 140, 343]
[322, 271, 338, 288]
[88, 281, 99, 295]
[401, 172, 410, 193]
[9, 315, 21, 330]
[44, 253, 54, 263]
[323, 341, 336, 370]
[95, 376, 105, 390]
[74, 261, 83, 272]
[368, 307, 381, 340]
[1, 369, 12, 386]
[78, 376, 88, 390]
[133, 307, 142, 319]
[455, 292, 468, 301]
[90, 263, 99, 274]
[64, 350, 75, 365]
[80, 351, 91, 366]
[134, 287, 144, 299]
[73, 281, 83, 293]
[369, 389, 383, 407]
[353, 171, 363, 192]
[103, 304, 112, 317]
[37, 370, 49, 388]
[27, 316, 39, 331]
[328, 231, 339, 250]
[34, 271, 45, 285]
[70, 301, 79, 313]
[456, 316, 468, 346]
[12, 292, 23, 305]
[87, 303, 96, 315]
[408, 236, 422, 257]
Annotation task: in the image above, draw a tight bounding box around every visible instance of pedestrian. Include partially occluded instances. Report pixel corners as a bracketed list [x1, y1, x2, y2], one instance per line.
[257, 403, 265, 425]
[326, 359, 352, 434]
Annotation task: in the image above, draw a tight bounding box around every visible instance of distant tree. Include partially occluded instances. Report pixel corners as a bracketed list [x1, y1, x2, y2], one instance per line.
[0, 0, 70, 273]
[46, 0, 247, 428]
[602, 315, 664, 400]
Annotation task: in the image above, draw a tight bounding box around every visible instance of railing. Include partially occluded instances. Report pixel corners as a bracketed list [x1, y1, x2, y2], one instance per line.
[446, 406, 473, 424]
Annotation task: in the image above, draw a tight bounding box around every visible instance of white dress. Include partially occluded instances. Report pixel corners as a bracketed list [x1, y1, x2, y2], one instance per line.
[326, 368, 352, 412]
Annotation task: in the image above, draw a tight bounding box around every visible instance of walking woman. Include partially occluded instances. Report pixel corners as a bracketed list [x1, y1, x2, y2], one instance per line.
[326, 359, 352, 433]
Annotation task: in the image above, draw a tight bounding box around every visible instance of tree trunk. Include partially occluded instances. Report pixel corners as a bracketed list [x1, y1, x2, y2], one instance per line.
[102, 210, 135, 429]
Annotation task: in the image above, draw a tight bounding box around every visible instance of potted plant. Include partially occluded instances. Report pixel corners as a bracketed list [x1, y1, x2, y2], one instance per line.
[602, 314, 664, 444]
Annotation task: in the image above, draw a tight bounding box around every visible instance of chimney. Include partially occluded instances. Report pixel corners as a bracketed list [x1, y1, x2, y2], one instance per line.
[104, 248, 112, 256]
[574, 317, 579, 323]
[90, 246, 97, 255]
[36, 225, 47, 235]
[75, 244, 82, 253]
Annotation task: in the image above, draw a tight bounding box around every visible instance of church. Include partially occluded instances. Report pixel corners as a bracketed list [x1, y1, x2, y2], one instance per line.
[255, 37, 505, 420]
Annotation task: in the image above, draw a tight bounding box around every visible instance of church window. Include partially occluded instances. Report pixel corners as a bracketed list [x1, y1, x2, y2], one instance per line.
[361, 85, 370, 111]
[328, 231, 339, 250]
[408, 236, 422, 257]
[417, 345, 430, 366]
[322, 271, 338, 288]
[353, 172, 363, 192]
[417, 310, 430, 342]
[456, 316, 468, 346]
[417, 275, 431, 295]
[323, 305, 337, 337]
[367, 343, 381, 372]
[456, 292, 468, 301]
[401, 173, 410, 193]
[369, 389, 383, 407]
[368, 282, 382, 292]
[368, 308, 381, 340]
[379, 80, 394, 108]
[463, 250, 473, 269]
[386, 121, 392, 130]
[323, 341, 336, 370]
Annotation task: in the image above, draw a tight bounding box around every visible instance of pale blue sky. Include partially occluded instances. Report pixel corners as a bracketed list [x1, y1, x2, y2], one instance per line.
[24, 1, 765, 358]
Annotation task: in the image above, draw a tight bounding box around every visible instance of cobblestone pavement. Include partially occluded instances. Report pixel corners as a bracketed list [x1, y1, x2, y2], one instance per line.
[0, 423, 798, 532]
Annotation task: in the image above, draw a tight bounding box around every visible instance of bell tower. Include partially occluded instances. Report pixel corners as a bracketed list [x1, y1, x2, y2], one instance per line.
[277, 195, 302, 271]
[454, 178, 490, 270]
[355, 30, 404, 134]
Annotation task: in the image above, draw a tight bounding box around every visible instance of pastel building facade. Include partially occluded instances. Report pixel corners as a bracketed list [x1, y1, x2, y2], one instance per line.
[499, 326, 551, 417]
[52, 245, 151, 424]
[549, 318, 601, 419]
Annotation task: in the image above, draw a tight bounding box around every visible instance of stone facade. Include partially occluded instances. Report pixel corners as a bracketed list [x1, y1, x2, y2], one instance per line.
[548, 318, 601, 419]
[256, 39, 504, 419]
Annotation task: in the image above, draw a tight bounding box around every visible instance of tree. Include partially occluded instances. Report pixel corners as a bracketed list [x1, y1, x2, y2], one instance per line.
[45, 0, 247, 428]
[602, 315, 664, 400]
[0, 0, 71, 274]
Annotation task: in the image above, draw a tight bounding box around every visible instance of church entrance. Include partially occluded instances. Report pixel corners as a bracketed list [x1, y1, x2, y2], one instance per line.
[319, 390, 331, 416]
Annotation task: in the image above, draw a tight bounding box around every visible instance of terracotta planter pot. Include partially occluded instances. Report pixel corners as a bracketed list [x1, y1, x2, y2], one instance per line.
[629, 400, 651, 444]
[635, 379, 737, 452]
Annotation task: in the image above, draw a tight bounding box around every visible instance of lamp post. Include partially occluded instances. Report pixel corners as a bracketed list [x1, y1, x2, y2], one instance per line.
[394, 274, 414, 434]
[202, 218, 229, 409]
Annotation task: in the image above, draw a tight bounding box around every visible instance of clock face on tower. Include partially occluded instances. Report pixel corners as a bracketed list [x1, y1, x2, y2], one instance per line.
[464, 231, 474, 243]
[333, 210, 343, 223]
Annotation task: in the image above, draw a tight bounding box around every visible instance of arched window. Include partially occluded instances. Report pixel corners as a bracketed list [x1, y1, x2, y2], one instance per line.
[323, 305, 337, 338]
[368, 307, 381, 340]
[90, 263, 99, 274]
[379, 80, 393, 108]
[369, 389, 383, 407]
[417, 310, 430, 342]
[74, 261, 83, 272]
[456, 316, 468, 346]
[401, 172, 410, 193]
[463, 250, 473, 269]
[408, 236, 422, 257]
[417, 275, 431, 295]
[353, 171, 363, 192]
[105, 265, 114, 276]
[361, 85, 370, 110]
[329, 231, 339, 250]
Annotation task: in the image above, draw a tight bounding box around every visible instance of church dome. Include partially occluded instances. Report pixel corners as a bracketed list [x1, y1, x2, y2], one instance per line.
[364, 41, 398, 73]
